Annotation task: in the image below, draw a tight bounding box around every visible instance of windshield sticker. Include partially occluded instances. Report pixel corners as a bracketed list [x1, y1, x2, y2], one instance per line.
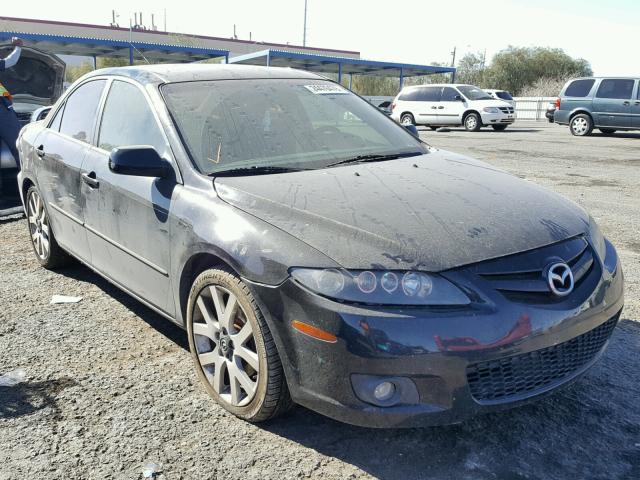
[304, 84, 349, 95]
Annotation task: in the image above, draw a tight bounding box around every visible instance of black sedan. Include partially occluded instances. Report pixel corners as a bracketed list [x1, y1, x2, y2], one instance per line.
[17, 65, 624, 428]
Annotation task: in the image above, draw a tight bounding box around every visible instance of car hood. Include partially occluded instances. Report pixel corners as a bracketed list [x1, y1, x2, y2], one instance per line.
[214, 150, 589, 271]
[0, 46, 65, 106]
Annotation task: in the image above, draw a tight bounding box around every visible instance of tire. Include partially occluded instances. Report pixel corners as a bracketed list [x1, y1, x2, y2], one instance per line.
[569, 114, 593, 136]
[186, 267, 292, 423]
[429, 126, 438, 131]
[400, 113, 415, 126]
[25, 186, 71, 269]
[492, 124, 508, 131]
[599, 128, 616, 135]
[464, 112, 481, 132]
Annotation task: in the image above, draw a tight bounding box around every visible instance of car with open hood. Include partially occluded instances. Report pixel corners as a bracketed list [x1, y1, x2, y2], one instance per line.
[16, 65, 624, 428]
[1, 46, 65, 204]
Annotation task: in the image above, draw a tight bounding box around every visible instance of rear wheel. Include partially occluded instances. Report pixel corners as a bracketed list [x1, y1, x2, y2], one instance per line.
[186, 268, 292, 422]
[492, 124, 508, 131]
[464, 112, 481, 132]
[570, 114, 593, 136]
[599, 128, 616, 135]
[26, 186, 70, 269]
[400, 113, 415, 126]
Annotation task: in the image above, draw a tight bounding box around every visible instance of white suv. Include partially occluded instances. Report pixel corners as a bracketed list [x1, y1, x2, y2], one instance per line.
[391, 84, 516, 131]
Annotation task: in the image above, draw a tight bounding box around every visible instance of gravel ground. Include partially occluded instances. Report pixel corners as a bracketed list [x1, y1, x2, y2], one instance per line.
[0, 121, 639, 479]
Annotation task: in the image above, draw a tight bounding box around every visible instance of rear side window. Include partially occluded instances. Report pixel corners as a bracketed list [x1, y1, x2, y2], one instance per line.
[398, 89, 421, 101]
[496, 91, 513, 100]
[98, 81, 167, 154]
[564, 79, 595, 97]
[596, 79, 635, 100]
[59, 80, 106, 143]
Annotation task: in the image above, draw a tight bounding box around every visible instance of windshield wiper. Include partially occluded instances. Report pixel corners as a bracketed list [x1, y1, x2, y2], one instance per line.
[325, 151, 423, 168]
[210, 165, 310, 177]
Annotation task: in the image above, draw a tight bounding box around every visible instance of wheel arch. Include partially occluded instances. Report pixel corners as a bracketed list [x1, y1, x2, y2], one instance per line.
[569, 109, 593, 122]
[463, 109, 481, 122]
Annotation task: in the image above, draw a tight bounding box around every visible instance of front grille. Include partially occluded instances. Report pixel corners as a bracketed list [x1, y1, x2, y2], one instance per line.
[466, 315, 618, 403]
[498, 106, 515, 114]
[475, 237, 598, 304]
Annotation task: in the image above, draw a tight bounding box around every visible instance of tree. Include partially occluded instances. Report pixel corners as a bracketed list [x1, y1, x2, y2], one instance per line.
[456, 52, 486, 86]
[483, 46, 592, 95]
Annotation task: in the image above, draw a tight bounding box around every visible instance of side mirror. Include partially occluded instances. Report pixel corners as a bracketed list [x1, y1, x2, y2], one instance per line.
[109, 146, 171, 178]
[403, 124, 419, 137]
[454, 95, 464, 101]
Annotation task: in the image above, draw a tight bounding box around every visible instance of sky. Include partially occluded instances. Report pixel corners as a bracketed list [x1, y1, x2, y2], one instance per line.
[2, 0, 638, 75]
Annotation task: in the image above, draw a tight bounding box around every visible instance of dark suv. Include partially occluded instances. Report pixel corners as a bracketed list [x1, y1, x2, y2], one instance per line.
[554, 77, 639, 136]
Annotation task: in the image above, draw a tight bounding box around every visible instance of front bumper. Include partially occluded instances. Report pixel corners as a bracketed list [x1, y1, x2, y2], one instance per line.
[480, 111, 516, 125]
[252, 238, 623, 428]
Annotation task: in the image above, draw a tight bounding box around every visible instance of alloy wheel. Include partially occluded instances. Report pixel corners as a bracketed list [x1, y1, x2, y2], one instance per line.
[27, 190, 50, 261]
[466, 116, 477, 130]
[572, 117, 588, 135]
[191, 285, 259, 407]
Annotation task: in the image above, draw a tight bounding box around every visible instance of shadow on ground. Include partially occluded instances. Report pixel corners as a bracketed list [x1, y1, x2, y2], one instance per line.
[0, 378, 78, 420]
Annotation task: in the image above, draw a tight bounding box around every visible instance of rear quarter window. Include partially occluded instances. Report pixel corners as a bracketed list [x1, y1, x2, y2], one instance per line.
[564, 79, 595, 97]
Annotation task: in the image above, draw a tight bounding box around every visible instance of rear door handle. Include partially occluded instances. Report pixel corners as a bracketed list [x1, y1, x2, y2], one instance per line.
[635, 101, 640, 106]
[623, 101, 630, 106]
[431, 106, 437, 109]
[81, 171, 99, 189]
[437, 106, 444, 109]
[36, 145, 45, 158]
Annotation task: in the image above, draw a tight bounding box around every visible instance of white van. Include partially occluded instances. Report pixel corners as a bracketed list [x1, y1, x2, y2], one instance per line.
[391, 84, 515, 131]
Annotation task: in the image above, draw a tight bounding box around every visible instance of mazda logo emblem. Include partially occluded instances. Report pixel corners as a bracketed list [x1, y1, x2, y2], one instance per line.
[547, 262, 574, 296]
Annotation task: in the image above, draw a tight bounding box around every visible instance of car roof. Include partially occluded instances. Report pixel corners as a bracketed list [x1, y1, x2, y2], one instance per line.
[83, 64, 325, 84]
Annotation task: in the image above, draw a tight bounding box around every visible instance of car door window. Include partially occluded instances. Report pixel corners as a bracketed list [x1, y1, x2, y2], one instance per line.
[48, 105, 64, 132]
[565, 79, 595, 97]
[398, 89, 422, 101]
[416, 87, 442, 102]
[59, 80, 106, 143]
[98, 80, 167, 154]
[441, 87, 459, 102]
[595, 79, 635, 100]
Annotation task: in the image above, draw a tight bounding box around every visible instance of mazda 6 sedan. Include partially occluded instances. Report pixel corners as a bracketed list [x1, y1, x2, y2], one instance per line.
[17, 65, 624, 427]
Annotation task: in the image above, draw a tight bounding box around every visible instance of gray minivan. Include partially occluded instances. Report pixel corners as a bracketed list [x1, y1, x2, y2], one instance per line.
[554, 77, 640, 136]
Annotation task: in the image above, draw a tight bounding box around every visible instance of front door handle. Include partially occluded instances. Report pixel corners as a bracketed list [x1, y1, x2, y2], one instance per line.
[635, 101, 640, 106]
[437, 106, 444, 109]
[81, 172, 99, 189]
[36, 145, 45, 158]
[431, 106, 437, 109]
[623, 101, 630, 106]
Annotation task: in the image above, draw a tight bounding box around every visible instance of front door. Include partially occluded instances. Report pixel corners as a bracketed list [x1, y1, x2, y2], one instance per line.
[81, 79, 177, 316]
[437, 87, 466, 125]
[34, 79, 107, 261]
[592, 79, 635, 128]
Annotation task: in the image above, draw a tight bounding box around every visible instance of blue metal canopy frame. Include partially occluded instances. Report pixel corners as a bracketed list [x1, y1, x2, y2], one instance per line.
[228, 49, 456, 89]
[0, 31, 229, 65]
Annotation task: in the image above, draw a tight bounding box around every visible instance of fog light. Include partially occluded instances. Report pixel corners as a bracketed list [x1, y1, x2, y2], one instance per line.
[373, 381, 396, 402]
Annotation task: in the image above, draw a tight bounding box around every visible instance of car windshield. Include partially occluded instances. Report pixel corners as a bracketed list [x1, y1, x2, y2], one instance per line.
[458, 85, 493, 100]
[162, 79, 426, 175]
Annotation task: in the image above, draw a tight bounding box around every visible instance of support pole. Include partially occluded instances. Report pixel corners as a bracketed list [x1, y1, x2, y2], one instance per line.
[337, 63, 342, 84]
[129, 46, 134, 65]
[349, 74, 353, 90]
[266, 52, 271, 67]
[399, 68, 404, 90]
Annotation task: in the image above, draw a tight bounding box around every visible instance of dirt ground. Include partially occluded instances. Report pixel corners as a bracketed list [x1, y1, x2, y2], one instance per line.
[0, 121, 638, 479]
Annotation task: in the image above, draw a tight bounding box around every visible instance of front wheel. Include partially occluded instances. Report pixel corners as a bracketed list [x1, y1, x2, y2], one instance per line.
[492, 124, 508, 131]
[400, 113, 415, 126]
[186, 268, 292, 422]
[570, 114, 593, 136]
[464, 112, 481, 132]
[26, 186, 70, 269]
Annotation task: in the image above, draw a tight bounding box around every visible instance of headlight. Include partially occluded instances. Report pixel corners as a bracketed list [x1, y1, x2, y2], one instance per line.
[483, 107, 500, 113]
[290, 268, 469, 306]
[588, 216, 606, 261]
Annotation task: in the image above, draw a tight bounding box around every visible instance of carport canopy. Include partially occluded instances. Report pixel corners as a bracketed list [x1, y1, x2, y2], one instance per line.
[0, 31, 229, 65]
[228, 49, 456, 88]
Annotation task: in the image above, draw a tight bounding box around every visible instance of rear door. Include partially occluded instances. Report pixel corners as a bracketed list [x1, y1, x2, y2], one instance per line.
[35, 79, 107, 261]
[413, 86, 442, 125]
[437, 87, 466, 125]
[592, 79, 635, 128]
[631, 81, 640, 128]
[81, 79, 177, 316]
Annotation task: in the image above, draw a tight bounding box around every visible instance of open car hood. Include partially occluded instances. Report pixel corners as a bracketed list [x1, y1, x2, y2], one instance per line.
[0, 46, 65, 107]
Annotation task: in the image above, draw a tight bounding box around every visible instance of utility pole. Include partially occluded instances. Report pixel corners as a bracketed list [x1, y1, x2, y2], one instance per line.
[450, 46, 457, 83]
[303, 0, 308, 46]
[164, 8, 167, 32]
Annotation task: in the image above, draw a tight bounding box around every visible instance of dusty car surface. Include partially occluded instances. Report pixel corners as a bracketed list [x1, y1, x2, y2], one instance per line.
[17, 65, 624, 428]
